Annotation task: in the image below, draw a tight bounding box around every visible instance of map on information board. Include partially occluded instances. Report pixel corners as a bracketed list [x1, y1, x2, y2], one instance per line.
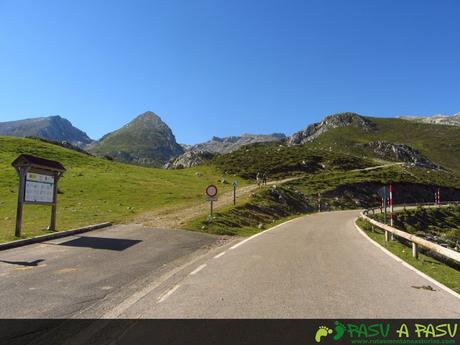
[24, 173, 55, 203]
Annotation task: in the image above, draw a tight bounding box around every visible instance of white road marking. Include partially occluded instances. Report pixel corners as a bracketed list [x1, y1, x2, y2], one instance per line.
[229, 217, 299, 250]
[189, 264, 207, 275]
[354, 221, 460, 300]
[213, 251, 226, 259]
[158, 285, 180, 303]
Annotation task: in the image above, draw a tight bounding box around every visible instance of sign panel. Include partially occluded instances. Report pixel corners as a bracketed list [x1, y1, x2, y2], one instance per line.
[232, 180, 238, 188]
[24, 173, 55, 204]
[206, 184, 218, 198]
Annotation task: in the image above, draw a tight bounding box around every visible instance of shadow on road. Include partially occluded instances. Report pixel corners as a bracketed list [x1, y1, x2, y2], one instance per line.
[0, 259, 45, 267]
[59, 236, 142, 251]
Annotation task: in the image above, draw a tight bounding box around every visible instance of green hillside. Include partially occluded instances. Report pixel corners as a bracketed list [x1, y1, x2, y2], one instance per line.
[306, 117, 460, 173]
[0, 136, 243, 242]
[209, 117, 460, 179]
[190, 116, 460, 236]
[210, 141, 374, 179]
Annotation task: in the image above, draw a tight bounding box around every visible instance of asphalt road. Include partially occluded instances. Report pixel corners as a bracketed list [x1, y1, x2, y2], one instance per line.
[119, 210, 460, 319]
[0, 224, 229, 318]
[1, 210, 459, 322]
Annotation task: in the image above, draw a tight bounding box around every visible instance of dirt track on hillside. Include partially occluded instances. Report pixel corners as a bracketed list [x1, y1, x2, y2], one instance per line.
[131, 162, 403, 229]
[132, 177, 300, 229]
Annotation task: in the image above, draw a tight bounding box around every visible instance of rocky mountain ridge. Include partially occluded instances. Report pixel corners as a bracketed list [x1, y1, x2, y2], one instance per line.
[189, 133, 286, 154]
[0, 116, 92, 147]
[287, 112, 375, 145]
[400, 113, 460, 126]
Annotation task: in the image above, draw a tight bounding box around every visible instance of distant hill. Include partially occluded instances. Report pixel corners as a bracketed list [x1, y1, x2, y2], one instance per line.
[166, 133, 287, 169]
[400, 113, 460, 126]
[211, 112, 460, 177]
[190, 133, 286, 154]
[298, 114, 460, 174]
[0, 116, 92, 147]
[87, 111, 184, 167]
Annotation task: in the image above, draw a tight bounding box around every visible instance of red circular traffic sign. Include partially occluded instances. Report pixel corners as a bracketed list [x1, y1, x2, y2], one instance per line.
[206, 184, 218, 197]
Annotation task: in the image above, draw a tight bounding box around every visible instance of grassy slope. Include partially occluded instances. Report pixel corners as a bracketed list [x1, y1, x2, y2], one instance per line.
[356, 218, 460, 294]
[372, 205, 460, 242]
[188, 118, 460, 236]
[306, 117, 460, 173]
[210, 141, 374, 179]
[0, 136, 246, 242]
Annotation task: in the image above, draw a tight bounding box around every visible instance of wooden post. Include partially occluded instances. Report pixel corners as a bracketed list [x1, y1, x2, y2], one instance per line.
[15, 168, 26, 237]
[49, 174, 59, 231]
[412, 242, 419, 259]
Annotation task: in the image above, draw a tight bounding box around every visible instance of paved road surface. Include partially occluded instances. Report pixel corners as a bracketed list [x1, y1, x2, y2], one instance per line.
[121, 210, 460, 318]
[0, 224, 230, 318]
[0, 210, 459, 321]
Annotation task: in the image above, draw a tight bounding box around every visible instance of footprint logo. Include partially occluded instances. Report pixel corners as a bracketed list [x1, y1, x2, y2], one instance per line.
[315, 326, 333, 343]
[333, 321, 346, 341]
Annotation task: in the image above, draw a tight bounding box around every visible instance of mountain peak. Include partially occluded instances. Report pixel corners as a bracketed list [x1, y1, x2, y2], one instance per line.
[0, 115, 92, 147]
[135, 111, 161, 120]
[88, 111, 183, 167]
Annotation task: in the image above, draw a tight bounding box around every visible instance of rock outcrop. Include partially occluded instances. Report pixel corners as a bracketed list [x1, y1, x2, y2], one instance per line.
[400, 113, 460, 126]
[288, 112, 375, 145]
[364, 141, 438, 169]
[164, 150, 216, 169]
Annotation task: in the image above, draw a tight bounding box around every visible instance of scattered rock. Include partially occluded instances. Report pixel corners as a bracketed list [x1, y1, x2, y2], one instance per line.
[363, 141, 438, 169]
[165, 150, 216, 169]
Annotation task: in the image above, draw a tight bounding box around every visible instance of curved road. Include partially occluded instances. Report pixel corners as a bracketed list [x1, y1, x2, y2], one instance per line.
[121, 210, 460, 318]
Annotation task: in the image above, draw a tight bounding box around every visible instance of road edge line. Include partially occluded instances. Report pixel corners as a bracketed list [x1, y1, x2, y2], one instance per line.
[0, 222, 112, 251]
[229, 217, 300, 250]
[354, 219, 460, 301]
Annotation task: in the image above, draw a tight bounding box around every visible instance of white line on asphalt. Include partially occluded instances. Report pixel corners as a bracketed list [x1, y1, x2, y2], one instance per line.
[229, 217, 299, 251]
[189, 264, 207, 275]
[354, 221, 460, 301]
[213, 251, 227, 259]
[158, 285, 180, 303]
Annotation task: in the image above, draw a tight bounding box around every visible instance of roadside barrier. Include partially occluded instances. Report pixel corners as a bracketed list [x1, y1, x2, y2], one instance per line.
[360, 203, 460, 264]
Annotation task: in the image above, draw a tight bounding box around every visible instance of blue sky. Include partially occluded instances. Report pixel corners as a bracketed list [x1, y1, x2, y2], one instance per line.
[1, 0, 459, 144]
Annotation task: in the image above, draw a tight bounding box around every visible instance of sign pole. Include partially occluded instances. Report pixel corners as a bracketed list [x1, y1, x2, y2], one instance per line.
[15, 168, 26, 237]
[233, 186, 236, 205]
[50, 174, 59, 231]
[210, 200, 213, 218]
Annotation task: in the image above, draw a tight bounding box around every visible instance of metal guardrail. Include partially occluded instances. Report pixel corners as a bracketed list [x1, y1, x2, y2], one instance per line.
[361, 204, 460, 264]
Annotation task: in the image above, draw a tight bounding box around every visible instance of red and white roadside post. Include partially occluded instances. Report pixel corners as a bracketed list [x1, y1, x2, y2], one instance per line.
[434, 187, 441, 207]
